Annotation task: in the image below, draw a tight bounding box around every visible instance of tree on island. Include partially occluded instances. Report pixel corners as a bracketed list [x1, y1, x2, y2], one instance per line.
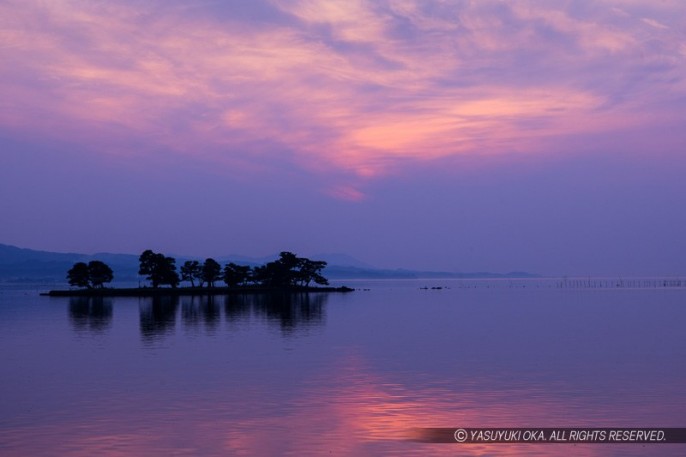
[223, 262, 252, 288]
[296, 258, 328, 287]
[67, 260, 114, 289]
[138, 250, 180, 288]
[88, 260, 114, 288]
[64, 250, 331, 291]
[67, 262, 90, 288]
[252, 252, 328, 288]
[180, 260, 202, 287]
[253, 258, 286, 287]
[201, 258, 222, 288]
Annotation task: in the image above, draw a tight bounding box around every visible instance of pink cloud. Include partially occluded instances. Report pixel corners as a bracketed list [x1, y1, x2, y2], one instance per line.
[326, 185, 366, 201]
[1, 0, 684, 198]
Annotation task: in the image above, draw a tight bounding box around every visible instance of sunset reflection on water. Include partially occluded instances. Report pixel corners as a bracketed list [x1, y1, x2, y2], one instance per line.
[3, 351, 682, 456]
[1, 284, 685, 456]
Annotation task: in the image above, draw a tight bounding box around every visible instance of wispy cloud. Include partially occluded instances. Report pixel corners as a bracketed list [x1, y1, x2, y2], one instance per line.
[1, 0, 684, 197]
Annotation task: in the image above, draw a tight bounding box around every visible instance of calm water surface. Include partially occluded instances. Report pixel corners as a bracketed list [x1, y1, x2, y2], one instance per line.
[1, 280, 685, 456]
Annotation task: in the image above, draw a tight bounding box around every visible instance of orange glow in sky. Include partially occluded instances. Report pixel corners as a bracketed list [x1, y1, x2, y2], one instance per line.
[2, 0, 684, 186]
[1, 0, 685, 274]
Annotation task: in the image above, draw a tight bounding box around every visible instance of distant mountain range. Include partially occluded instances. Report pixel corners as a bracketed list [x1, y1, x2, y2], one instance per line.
[0, 243, 538, 283]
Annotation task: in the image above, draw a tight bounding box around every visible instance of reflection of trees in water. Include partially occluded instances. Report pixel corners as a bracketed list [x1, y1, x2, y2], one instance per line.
[223, 294, 252, 323]
[139, 293, 328, 338]
[225, 293, 327, 333]
[139, 296, 179, 341]
[181, 295, 220, 332]
[69, 297, 113, 332]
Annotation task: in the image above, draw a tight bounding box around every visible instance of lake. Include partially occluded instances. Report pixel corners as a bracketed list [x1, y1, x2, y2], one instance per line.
[1, 279, 685, 456]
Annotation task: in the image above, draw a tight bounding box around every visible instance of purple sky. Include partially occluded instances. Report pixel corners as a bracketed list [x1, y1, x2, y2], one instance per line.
[1, 0, 685, 276]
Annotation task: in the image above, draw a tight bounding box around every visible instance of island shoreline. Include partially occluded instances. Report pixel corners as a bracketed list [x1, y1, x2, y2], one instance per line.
[41, 285, 354, 297]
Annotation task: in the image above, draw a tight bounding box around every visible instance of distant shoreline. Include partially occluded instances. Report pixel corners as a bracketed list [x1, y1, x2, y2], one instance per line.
[41, 285, 354, 297]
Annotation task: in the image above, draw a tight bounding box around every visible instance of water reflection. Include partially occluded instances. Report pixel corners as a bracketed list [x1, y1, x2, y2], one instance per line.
[182, 295, 221, 333]
[3, 286, 686, 456]
[139, 293, 328, 339]
[225, 293, 327, 334]
[4, 349, 678, 456]
[69, 296, 112, 332]
[139, 296, 180, 341]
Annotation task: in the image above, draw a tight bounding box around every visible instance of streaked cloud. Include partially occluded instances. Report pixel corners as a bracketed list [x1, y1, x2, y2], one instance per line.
[1, 0, 684, 198]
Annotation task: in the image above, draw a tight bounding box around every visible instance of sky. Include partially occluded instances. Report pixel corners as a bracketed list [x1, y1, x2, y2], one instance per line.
[1, 0, 685, 276]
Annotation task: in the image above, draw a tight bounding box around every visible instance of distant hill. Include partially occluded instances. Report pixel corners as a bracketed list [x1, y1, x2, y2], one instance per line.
[322, 265, 538, 280]
[0, 243, 538, 283]
[0, 244, 141, 283]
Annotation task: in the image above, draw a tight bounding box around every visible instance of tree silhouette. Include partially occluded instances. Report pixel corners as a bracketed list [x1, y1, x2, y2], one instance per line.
[201, 258, 222, 288]
[180, 260, 202, 287]
[66, 250, 330, 291]
[252, 261, 286, 287]
[139, 250, 157, 281]
[296, 258, 328, 286]
[67, 260, 114, 288]
[67, 262, 90, 288]
[223, 262, 252, 287]
[252, 252, 328, 288]
[138, 250, 179, 288]
[88, 260, 114, 288]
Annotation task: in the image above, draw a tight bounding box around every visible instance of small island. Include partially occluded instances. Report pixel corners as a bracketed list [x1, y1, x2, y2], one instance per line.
[43, 250, 353, 297]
